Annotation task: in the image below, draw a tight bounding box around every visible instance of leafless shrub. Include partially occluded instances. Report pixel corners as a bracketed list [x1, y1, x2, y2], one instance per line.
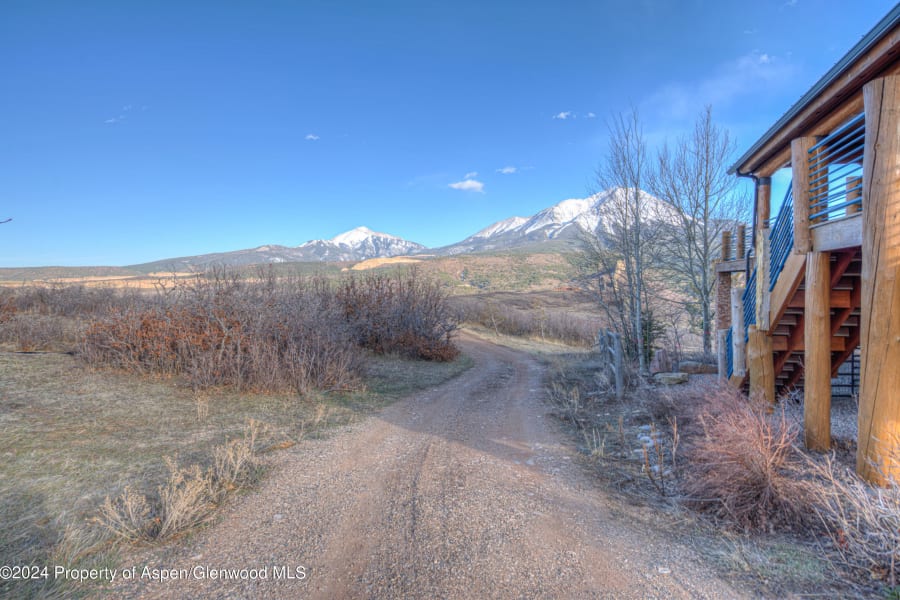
[809, 453, 900, 584]
[80, 273, 363, 392]
[0, 314, 74, 351]
[453, 297, 598, 346]
[680, 385, 812, 531]
[80, 268, 458, 391]
[338, 269, 459, 361]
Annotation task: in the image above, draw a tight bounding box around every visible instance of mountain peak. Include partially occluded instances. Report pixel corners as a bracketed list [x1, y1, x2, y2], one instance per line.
[329, 226, 406, 246]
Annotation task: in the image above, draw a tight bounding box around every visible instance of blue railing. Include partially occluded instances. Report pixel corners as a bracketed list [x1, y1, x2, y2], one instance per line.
[808, 113, 865, 222]
[726, 326, 734, 378]
[742, 267, 757, 343]
[769, 185, 794, 291]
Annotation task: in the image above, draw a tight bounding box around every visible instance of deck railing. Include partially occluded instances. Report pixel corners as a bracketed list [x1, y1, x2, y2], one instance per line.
[769, 185, 794, 291]
[808, 113, 865, 223]
[742, 267, 757, 343]
[726, 326, 734, 378]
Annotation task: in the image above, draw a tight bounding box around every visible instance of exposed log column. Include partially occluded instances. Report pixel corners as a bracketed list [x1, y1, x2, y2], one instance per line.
[793, 135, 832, 450]
[805, 251, 832, 451]
[750, 177, 775, 405]
[858, 75, 900, 483]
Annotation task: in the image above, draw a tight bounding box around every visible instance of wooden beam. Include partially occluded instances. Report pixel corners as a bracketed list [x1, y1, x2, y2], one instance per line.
[756, 233, 771, 331]
[757, 177, 771, 232]
[847, 175, 862, 216]
[792, 137, 819, 254]
[805, 251, 832, 452]
[772, 334, 845, 353]
[748, 326, 775, 406]
[810, 215, 863, 252]
[858, 75, 900, 484]
[830, 251, 856, 288]
[716, 258, 749, 273]
[770, 253, 806, 326]
[788, 288, 851, 308]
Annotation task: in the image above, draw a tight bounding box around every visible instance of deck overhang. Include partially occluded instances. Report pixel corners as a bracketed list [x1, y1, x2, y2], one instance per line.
[730, 5, 900, 178]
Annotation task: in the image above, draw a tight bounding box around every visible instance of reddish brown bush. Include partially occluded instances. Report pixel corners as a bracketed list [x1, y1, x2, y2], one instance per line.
[680, 385, 812, 531]
[80, 269, 459, 392]
[337, 270, 458, 361]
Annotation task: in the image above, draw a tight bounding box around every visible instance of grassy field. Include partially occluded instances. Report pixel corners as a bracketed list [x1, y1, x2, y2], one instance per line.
[0, 348, 472, 598]
[0, 249, 579, 294]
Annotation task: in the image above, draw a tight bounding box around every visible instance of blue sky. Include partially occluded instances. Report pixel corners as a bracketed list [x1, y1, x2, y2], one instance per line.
[1, 0, 896, 267]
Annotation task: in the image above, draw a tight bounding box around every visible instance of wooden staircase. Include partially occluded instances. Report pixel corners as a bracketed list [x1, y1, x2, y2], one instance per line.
[769, 248, 862, 397]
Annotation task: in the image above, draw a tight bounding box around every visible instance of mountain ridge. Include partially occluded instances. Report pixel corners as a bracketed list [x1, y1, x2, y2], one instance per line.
[121, 187, 674, 272]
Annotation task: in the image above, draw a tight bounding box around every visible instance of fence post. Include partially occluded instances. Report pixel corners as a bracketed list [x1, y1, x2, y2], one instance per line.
[612, 332, 624, 400]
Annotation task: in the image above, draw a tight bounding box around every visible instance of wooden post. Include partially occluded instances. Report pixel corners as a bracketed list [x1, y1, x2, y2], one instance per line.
[731, 287, 746, 377]
[805, 251, 831, 452]
[791, 137, 819, 254]
[717, 329, 728, 381]
[721, 230, 732, 261]
[736, 225, 746, 260]
[747, 325, 775, 406]
[858, 76, 900, 483]
[756, 177, 772, 333]
[847, 176, 861, 216]
[757, 176, 772, 227]
[756, 234, 771, 332]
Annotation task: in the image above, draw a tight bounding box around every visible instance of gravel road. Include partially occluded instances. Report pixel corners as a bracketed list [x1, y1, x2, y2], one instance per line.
[115, 332, 745, 599]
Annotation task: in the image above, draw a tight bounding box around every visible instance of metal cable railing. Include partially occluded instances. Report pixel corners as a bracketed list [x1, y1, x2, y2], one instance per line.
[768, 185, 794, 291]
[726, 326, 734, 379]
[808, 113, 865, 223]
[742, 267, 757, 343]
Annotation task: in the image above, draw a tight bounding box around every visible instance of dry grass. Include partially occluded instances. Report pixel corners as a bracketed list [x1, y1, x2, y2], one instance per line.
[98, 420, 262, 545]
[0, 344, 471, 598]
[808, 452, 900, 585]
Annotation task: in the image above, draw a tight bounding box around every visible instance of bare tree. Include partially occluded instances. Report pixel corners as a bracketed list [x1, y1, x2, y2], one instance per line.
[651, 106, 746, 356]
[589, 107, 661, 375]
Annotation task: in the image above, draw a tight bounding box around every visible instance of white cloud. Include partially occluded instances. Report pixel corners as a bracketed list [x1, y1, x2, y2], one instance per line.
[464, 171, 478, 179]
[643, 50, 795, 121]
[305, 133, 320, 141]
[496, 166, 517, 174]
[104, 115, 125, 124]
[553, 111, 574, 120]
[585, 112, 596, 119]
[449, 179, 485, 193]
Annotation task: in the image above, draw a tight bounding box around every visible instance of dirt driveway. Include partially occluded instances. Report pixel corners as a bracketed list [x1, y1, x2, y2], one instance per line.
[115, 332, 745, 599]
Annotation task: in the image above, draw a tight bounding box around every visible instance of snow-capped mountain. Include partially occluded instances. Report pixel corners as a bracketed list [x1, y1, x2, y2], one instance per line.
[128, 188, 676, 272]
[438, 187, 676, 255]
[295, 226, 426, 261]
[130, 226, 426, 272]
